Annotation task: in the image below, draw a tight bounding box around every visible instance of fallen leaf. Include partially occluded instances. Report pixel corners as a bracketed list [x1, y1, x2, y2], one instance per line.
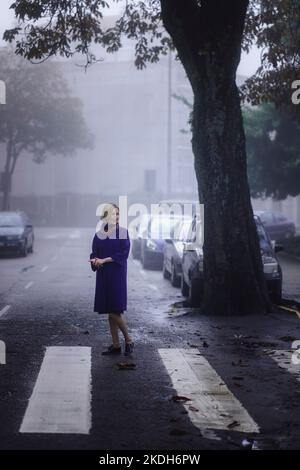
[171, 395, 192, 403]
[116, 362, 136, 370]
[188, 405, 199, 412]
[228, 420, 240, 429]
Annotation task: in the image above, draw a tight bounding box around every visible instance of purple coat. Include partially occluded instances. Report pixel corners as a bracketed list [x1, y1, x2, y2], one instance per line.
[90, 224, 130, 314]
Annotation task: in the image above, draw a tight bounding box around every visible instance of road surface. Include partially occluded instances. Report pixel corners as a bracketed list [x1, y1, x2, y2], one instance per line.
[0, 227, 300, 450]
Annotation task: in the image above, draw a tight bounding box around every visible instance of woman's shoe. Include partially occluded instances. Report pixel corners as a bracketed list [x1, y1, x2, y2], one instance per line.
[101, 344, 121, 355]
[124, 341, 134, 356]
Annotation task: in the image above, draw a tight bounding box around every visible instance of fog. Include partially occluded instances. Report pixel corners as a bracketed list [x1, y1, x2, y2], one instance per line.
[0, 1, 298, 229]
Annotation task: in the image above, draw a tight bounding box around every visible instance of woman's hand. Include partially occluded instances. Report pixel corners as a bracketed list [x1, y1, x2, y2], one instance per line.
[89, 257, 112, 268]
[89, 258, 102, 268]
[94, 258, 106, 268]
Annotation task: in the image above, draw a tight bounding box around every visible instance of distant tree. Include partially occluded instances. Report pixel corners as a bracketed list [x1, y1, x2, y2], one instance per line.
[3, 0, 299, 315]
[244, 103, 300, 199]
[174, 96, 300, 200]
[0, 47, 93, 210]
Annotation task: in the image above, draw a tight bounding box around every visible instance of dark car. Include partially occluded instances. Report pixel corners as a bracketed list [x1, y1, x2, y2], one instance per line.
[181, 214, 283, 307]
[254, 210, 296, 241]
[163, 218, 192, 286]
[131, 213, 150, 260]
[141, 214, 189, 269]
[0, 211, 34, 256]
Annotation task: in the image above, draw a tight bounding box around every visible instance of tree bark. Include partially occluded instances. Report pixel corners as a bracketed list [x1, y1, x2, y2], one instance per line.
[161, 0, 272, 315]
[1, 137, 19, 211]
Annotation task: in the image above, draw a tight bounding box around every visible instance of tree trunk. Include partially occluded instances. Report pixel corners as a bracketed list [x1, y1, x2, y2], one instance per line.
[2, 139, 13, 211]
[1, 137, 19, 211]
[2, 179, 11, 211]
[161, 0, 272, 315]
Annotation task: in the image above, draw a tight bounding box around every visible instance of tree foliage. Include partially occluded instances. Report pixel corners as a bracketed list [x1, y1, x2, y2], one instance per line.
[242, 0, 300, 121]
[0, 46, 93, 209]
[3, 0, 300, 120]
[244, 103, 300, 199]
[0, 46, 93, 163]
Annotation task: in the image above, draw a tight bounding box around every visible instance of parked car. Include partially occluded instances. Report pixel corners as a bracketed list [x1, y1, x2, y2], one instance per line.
[181, 214, 283, 307]
[131, 213, 150, 260]
[254, 210, 296, 241]
[163, 218, 193, 286]
[158, 199, 200, 218]
[141, 213, 190, 269]
[0, 211, 34, 256]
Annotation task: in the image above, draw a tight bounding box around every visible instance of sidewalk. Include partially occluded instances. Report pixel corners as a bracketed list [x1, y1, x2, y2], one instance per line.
[278, 252, 300, 304]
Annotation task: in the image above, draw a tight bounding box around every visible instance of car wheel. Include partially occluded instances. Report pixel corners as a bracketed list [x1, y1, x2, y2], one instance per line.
[142, 252, 151, 269]
[20, 240, 28, 257]
[132, 245, 140, 259]
[285, 231, 294, 239]
[181, 274, 189, 297]
[171, 261, 180, 287]
[28, 240, 34, 253]
[163, 261, 170, 279]
[189, 277, 203, 307]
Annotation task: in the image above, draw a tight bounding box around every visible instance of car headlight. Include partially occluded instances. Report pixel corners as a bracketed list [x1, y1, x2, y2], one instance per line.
[262, 254, 277, 264]
[262, 254, 279, 275]
[196, 249, 204, 271]
[146, 239, 157, 250]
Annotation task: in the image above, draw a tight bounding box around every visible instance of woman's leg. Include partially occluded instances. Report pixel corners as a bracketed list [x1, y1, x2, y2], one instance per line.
[110, 313, 133, 344]
[108, 313, 121, 348]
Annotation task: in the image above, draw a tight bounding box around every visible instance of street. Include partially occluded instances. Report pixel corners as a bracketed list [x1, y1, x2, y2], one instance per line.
[0, 227, 300, 450]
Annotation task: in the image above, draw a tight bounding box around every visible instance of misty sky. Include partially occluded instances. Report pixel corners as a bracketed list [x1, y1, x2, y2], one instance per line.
[0, 0, 261, 77]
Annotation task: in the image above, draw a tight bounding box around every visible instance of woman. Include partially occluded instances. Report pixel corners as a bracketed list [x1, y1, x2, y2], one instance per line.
[89, 203, 134, 356]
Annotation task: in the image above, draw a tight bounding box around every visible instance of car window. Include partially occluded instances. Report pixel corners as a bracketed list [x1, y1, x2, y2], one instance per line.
[149, 216, 185, 239]
[0, 213, 23, 227]
[259, 212, 274, 224]
[274, 213, 286, 223]
[256, 221, 272, 252]
[177, 220, 192, 241]
[185, 218, 196, 242]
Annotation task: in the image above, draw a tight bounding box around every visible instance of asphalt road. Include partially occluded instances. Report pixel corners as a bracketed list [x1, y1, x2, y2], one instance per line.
[0, 227, 300, 450]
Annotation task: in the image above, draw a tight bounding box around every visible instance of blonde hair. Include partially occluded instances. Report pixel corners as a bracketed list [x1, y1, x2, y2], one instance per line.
[99, 203, 119, 221]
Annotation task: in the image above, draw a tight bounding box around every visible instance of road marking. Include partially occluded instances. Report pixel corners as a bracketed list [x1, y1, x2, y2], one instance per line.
[25, 282, 33, 290]
[149, 284, 158, 291]
[69, 231, 80, 239]
[40, 265, 48, 273]
[268, 349, 300, 379]
[45, 234, 58, 239]
[20, 346, 91, 434]
[158, 348, 259, 434]
[139, 269, 146, 276]
[0, 305, 11, 319]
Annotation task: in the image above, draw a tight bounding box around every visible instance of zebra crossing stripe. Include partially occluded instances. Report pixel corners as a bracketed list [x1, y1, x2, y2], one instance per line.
[158, 348, 259, 434]
[69, 231, 81, 239]
[0, 305, 11, 319]
[20, 346, 91, 434]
